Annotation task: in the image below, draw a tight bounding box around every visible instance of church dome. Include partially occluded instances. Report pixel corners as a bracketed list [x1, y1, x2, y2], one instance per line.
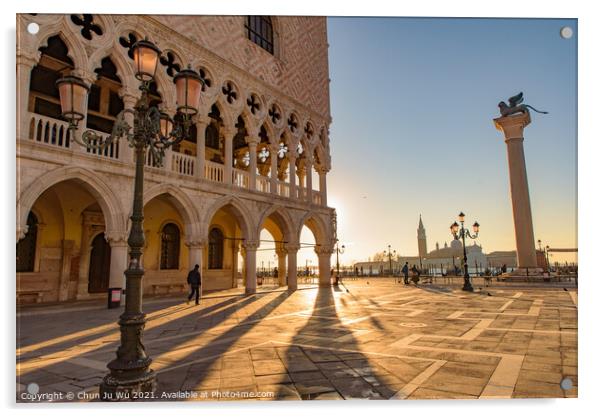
[450, 238, 463, 254]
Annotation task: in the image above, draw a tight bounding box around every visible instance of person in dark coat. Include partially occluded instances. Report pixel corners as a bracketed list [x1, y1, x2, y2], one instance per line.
[402, 262, 409, 285]
[187, 264, 201, 305]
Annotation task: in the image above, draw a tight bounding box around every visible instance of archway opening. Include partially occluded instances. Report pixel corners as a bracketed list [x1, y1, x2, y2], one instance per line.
[298, 224, 318, 284]
[257, 210, 290, 287]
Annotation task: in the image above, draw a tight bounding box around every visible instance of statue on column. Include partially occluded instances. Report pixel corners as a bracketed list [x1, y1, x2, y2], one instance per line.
[498, 92, 548, 117]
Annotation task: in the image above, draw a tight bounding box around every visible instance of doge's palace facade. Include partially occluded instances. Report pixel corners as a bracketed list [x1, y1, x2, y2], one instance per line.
[16, 14, 335, 304]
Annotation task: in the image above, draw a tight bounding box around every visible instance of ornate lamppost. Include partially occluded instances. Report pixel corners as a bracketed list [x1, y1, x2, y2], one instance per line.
[384, 245, 396, 276]
[335, 241, 345, 284]
[450, 212, 480, 292]
[56, 38, 202, 399]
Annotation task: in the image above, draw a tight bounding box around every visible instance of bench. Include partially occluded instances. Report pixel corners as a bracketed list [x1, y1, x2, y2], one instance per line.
[17, 290, 44, 304]
[151, 283, 187, 295]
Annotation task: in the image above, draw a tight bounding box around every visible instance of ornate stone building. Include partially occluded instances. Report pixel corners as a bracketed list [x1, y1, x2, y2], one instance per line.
[16, 14, 335, 304]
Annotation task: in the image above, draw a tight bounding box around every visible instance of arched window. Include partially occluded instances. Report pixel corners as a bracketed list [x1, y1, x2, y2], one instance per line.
[160, 223, 180, 270]
[245, 16, 274, 54]
[208, 228, 224, 269]
[17, 212, 38, 272]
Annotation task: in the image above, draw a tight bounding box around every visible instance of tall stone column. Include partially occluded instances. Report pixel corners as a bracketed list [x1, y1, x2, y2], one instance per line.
[297, 165, 306, 201]
[306, 156, 314, 203]
[494, 112, 538, 269]
[107, 232, 129, 291]
[285, 243, 299, 290]
[243, 241, 258, 295]
[247, 135, 259, 191]
[275, 244, 287, 286]
[120, 90, 138, 164]
[316, 246, 333, 287]
[288, 153, 297, 199]
[223, 125, 235, 184]
[270, 143, 279, 194]
[16, 53, 37, 140]
[195, 116, 209, 180]
[318, 167, 328, 206]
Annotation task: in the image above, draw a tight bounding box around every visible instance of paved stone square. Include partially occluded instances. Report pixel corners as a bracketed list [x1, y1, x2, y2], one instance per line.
[16, 280, 578, 401]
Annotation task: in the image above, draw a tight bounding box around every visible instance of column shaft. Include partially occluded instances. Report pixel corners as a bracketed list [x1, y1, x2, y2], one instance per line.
[248, 139, 258, 191]
[196, 118, 208, 180]
[243, 243, 258, 294]
[286, 244, 299, 290]
[224, 128, 234, 184]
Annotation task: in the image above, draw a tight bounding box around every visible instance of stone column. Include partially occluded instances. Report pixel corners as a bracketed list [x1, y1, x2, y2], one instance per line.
[297, 165, 306, 201]
[318, 167, 328, 206]
[223, 125, 235, 184]
[306, 156, 315, 203]
[270, 143, 279, 194]
[243, 241, 258, 295]
[316, 246, 333, 287]
[288, 153, 297, 199]
[232, 241, 240, 288]
[186, 239, 205, 294]
[285, 243, 300, 290]
[16, 53, 37, 140]
[247, 135, 259, 191]
[275, 244, 287, 286]
[120, 90, 138, 164]
[106, 232, 129, 291]
[58, 240, 75, 301]
[195, 116, 209, 180]
[494, 112, 538, 269]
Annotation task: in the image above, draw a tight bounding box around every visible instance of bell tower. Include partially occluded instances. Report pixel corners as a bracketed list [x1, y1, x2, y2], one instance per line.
[417, 215, 427, 259]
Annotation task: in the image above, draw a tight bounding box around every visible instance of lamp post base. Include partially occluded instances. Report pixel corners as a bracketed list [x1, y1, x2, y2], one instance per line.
[99, 362, 156, 401]
[462, 276, 474, 292]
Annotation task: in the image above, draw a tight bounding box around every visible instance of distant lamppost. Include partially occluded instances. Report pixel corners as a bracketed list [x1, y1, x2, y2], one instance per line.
[450, 212, 480, 292]
[384, 245, 396, 276]
[56, 38, 202, 399]
[545, 245, 551, 271]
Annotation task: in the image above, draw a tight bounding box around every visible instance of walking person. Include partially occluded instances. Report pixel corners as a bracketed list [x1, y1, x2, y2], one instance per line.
[402, 262, 409, 285]
[187, 264, 201, 305]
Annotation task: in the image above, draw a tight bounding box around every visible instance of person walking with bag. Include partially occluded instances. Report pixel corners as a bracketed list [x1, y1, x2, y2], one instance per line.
[186, 264, 202, 305]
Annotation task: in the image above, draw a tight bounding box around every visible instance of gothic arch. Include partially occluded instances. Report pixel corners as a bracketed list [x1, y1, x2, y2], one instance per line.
[257, 205, 295, 244]
[142, 183, 200, 238]
[17, 166, 125, 241]
[200, 195, 256, 242]
[87, 43, 137, 93]
[33, 27, 89, 74]
[296, 211, 331, 248]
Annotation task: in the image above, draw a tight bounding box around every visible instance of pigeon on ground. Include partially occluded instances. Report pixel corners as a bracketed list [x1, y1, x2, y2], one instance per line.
[487, 292, 492, 296]
[563, 288, 568, 291]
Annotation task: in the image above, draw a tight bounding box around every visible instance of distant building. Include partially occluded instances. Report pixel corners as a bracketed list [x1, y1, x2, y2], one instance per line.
[353, 216, 517, 275]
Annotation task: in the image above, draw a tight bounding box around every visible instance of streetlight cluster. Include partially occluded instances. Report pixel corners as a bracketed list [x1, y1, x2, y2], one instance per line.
[56, 38, 204, 400]
[450, 212, 480, 292]
[384, 245, 397, 276]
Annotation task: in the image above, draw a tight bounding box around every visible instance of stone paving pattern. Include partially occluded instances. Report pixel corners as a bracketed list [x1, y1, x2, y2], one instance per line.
[16, 281, 578, 401]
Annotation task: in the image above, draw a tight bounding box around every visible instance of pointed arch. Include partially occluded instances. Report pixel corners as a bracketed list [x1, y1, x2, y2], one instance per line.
[257, 205, 295, 244]
[34, 25, 88, 72]
[143, 183, 200, 238]
[296, 211, 331, 248]
[17, 166, 125, 241]
[200, 195, 255, 242]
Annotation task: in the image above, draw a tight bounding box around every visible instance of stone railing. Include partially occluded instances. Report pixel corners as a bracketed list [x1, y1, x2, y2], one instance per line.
[256, 176, 270, 193]
[204, 160, 224, 183]
[23, 113, 326, 205]
[172, 152, 194, 176]
[232, 168, 250, 189]
[27, 113, 71, 150]
[276, 180, 290, 198]
[312, 190, 322, 205]
[85, 130, 120, 160]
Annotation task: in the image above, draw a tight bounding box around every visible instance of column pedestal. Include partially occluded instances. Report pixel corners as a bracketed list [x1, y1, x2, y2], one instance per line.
[494, 112, 538, 269]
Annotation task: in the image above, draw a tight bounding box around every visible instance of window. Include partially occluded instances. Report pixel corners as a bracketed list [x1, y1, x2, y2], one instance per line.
[205, 124, 220, 150]
[17, 212, 38, 272]
[208, 228, 224, 269]
[245, 16, 274, 54]
[160, 223, 180, 270]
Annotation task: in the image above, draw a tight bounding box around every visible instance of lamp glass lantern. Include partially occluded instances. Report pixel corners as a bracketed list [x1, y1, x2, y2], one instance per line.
[450, 222, 460, 234]
[159, 112, 173, 137]
[458, 212, 465, 223]
[173, 68, 202, 115]
[132, 39, 161, 82]
[55, 76, 90, 123]
[473, 221, 480, 233]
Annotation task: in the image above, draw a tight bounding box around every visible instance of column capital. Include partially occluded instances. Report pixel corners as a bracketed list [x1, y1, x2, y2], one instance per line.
[105, 231, 129, 247]
[317, 166, 330, 175]
[284, 243, 301, 252]
[494, 112, 531, 141]
[185, 238, 207, 249]
[315, 245, 334, 256]
[195, 115, 211, 126]
[242, 240, 260, 251]
[246, 135, 260, 147]
[16, 51, 39, 68]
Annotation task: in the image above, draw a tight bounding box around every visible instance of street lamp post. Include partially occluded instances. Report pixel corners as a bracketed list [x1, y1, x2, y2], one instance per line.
[384, 245, 396, 276]
[335, 241, 345, 285]
[56, 38, 202, 399]
[450, 212, 480, 292]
